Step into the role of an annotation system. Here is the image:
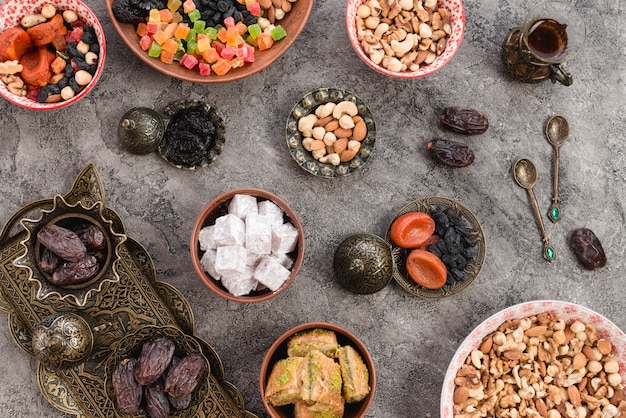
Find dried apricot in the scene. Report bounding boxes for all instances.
[405,249,447,289]
[390,212,436,249]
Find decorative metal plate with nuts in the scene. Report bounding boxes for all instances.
[286,88,376,178]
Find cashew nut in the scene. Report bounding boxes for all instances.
[398,0,413,11]
[347,140,361,152]
[323,132,337,146]
[298,114,318,137]
[319,153,341,166]
[311,148,326,159]
[391,33,415,57]
[332,101,358,119]
[20,13,46,28]
[302,137,314,151]
[315,102,336,118]
[374,23,390,39]
[312,126,326,140]
[370,48,385,64]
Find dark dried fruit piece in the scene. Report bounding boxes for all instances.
[37,224,87,262]
[165,353,206,400]
[113,358,142,415]
[50,254,99,286]
[74,223,106,251]
[134,337,175,385]
[570,228,607,270]
[144,379,170,418]
[427,139,475,167]
[40,248,59,274]
[440,106,489,135]
[169,393,192,410]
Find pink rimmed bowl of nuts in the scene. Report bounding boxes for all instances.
[441,300,626,417]
[346,0,465,78]
[0,0,106,110]
[190,188,305,303]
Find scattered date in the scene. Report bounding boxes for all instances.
[440,106,489,135]
[427,139,475,167]
[570,228,607,270]
[165,353,206,400]
[113,358,142,414]
[134,337,175,386]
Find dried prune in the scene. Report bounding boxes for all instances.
[144,380,170,418]
[50,254,99,286]
[37,224,87,262]
[134,337,175,385]
[440,107,489,135]
[164,353,206,400]
[570,228,607,270]
[113,358,142,415]
[427,139,475,167]
[74,224,106,251]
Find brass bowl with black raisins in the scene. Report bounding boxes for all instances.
[14,194,126,307]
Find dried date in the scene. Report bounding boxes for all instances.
[134,337,175,385]
[440,106,489,135]
[50,254,99,286]
[570,228,607,270]
[113,358,142,415]
[169,393,191,410]
[40,248,60,274]
[427,139,475,167]
[144,380,170,418]
[164,353,206,400]
[37,224,87,262]
[74,224,106,251]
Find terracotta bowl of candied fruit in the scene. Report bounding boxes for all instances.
[190,188,305,303]
[104,0,313,83]
[13,195,126,307]
[260,322,376,418]
[0,0,106,110]
[441,300,626,418]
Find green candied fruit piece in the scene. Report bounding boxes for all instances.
[187,9,201,22]
[204,26,218,40]
[173,48,185,61]
[148,42,163,58]
[186,39,197,53]
[248,23,261,39]
[185,28,197,43]
[193,19,206,33]
[270,25,287,41]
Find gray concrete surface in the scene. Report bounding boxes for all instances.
[0,0,624,416]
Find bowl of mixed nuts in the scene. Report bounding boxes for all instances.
[346,0,465,78]
[0,0,106,110]
[441,300,626,417]
[286,88,376,178]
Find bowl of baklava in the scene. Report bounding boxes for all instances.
[260,322,376,418]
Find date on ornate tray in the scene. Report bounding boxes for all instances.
[0,164,257,418]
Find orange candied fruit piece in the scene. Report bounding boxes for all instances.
[163,22,178,38]
[174,23,190,39]
[136,22,149,37]
[230,56,244,68]
[160,49,175,64]
[257,32,274,51]
[212,58,231,75]
[183,0,196,13]
[161,38,179,54]
[216,27,227,43]
[225,26,243,46]
[159,8,174,22]
[152,30,169,45]
[148,8,161,22]
[202,47,219,63]
[235,21,248,35]
[51,56,67,74]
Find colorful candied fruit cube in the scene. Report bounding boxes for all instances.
[204,27,218,40]
[223,16,235,28]
[162,38,179,53]
[199,62,211,76]
[220,46,236,60]
[248,2,261,16]
[185,28,197,43]
[152,30,169,45]
[202,47,219,63]
[163,22,178,38]
[139,35,153,50]
[246,34,258,47]
[257,32,274,50]
[67,26,84,43]
[235,22,248,35]
[187,9,201,22]
[136,22,149,37]
[180,52,199,69]
[212,58,231,75]
[160,49,174,64]
[148,42,163,58]
[196,36,211,53]
[159,8,174,22]
[174,23,190,39]
[172,11,183,23]
[225,27,244,46]
[216,27,228,43]
[213,41,225,55]
[183,0,196,13]
[236,44,255,62]
[230,57,244,68]
[186,39,197,53]
[271,25,287,41]
[149,9,161,23]
[147,22,161,34]
[247,23,261,39]
[167,0,182,12]
[193,20,206,33]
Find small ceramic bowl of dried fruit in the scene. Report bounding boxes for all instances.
[0,0,106,110]
[286,87,376,178]
[346,0,465,78]
[104,325,210,418]
[190,188,305,303]
[260,322,376,418]
[441,300,626,417]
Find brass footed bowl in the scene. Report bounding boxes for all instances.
[13,194,127,307]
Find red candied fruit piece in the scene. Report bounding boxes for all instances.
[139,35,152,50]
[236,44,255,62]
[198,62,211,76]
[220,46,236,60]
[223,16,235,28]
[248,2,261,16]
[67,27,84,43]
[180,53,199,69]
[213,42,225,55]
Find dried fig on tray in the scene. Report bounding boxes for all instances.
[440,107,489,135]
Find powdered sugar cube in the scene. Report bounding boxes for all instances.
[271,222,299,254]
[245,213,272,255]
[214,214,245,247]
[253,255,291,291]
[258,200,284,227]
[198,225,216,251]
[200,249,220,280]
[215,245,247,276]
[228,194,258,220]
[221,265,258,297]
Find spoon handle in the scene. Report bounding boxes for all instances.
[528,188,556,261]
[548,146,561,222]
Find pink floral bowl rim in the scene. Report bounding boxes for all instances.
[440,300,626,417]
[345,0,465,78]
[0,0,106,110]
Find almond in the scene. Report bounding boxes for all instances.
[314,115,334,127]
[597,339,612,355]
[535,398,548,417]
[340,149,357,162]
[503,349,523,360]
[324,120,339,132]
[352,120,367,141]
[334,127,353,138]
[309,140,325,151]
[572,352,587,369]
[352,115,363,124]
[568,385,582,407]
[564,327,575,344]
[333,138,348,154]
[479,336,493,354]
[524,325,548,337]
[453,386,469,405]
[582,345,595,361]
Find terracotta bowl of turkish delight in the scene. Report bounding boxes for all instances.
[441,300,626,418]
[190,188,305,303]
[260,322,376,418]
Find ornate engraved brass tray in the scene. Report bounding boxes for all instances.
[0,164,257,418]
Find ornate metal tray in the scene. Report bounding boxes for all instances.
[0,164,257,418]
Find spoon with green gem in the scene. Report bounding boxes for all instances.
[545,115,570,223]
[513,158,556,261]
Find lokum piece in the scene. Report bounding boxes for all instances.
[245,213,272,255]
[228,194,258,220]
[221,265,257,296]
[253,255,291,291]
[214,214,245,247]
[200,249,220,280]
[258,200,284,227]
[198,225,216,251]
[214,245,247,276]
[271,222,299,254]
[246,249,264,267]
[272,253,294,270]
